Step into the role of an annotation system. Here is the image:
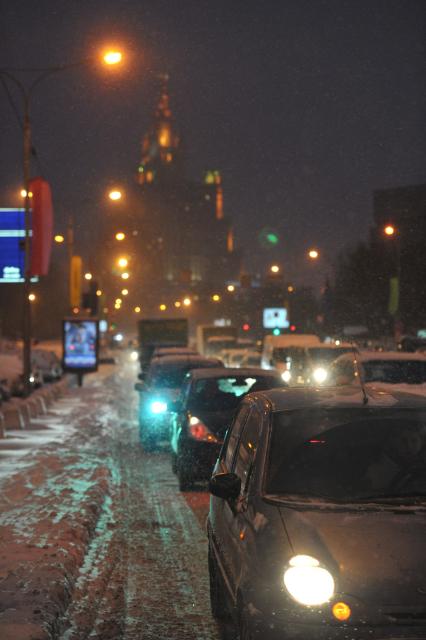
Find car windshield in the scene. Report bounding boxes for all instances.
[266,408,426,502]
[151,363,214,388]
[188,375,281,412]
[308,347,354,363]
[363,360,426,384]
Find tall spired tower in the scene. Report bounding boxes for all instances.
[137,75,183,186]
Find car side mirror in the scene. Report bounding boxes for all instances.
[134,382,145,392]
[209,473,241,500]
[169,400,183,413]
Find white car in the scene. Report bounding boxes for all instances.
[328,351,426,395]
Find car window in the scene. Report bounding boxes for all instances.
[223,404,250,469]
[363,360,426,384]
[233,407,262,493]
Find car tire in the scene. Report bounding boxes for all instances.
[177,458,193,491]
[208,544,229,620]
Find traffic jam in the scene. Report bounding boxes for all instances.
[130,317,426,639]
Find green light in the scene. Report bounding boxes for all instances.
[266,233,279,245]
[273,328,281,336]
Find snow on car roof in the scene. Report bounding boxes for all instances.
[150,355,222,368]
[189,367,281,379]
[254,385,426,412]
[336,350,426,362]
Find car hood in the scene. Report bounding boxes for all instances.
[279,504,426,605]
[190,408,236,438]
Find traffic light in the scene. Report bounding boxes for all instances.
[272,328,281,336]
[242,323,250,332]
[290,324,296,332]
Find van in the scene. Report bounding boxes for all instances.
[261,334,321,371]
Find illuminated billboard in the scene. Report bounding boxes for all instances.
[0,208,28,283]
[62,318,99,373]
[263,307,290,329]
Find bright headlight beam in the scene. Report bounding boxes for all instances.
[150,400,167,414]
[284,555,334,606]
[281,370,291,383]
[313,367,328,384]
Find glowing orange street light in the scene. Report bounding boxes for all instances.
[20,189,33,198]
[117,257,128,268]
[212,294,221,302]
[134,306,141,313]
[84,272,93,281]
[28,293,36,302]
[108,189,123,201]
[288,285,295,293]
[96,289,102,296]
[54,234,65,243]
[121,288,129,296]
[308,249,319,260]
[115,232,125,241]
[384,224,396,236]
[174,301,182,308]
[182,297,191,307]
[121,272,129,280]
[270,264,280,274]
[115,298,122,305]
[227,284,235,292]
[159,304,167,311]
[103,50,123,66]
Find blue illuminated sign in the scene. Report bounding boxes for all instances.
[0,208,35,283]
[62,319,99,372]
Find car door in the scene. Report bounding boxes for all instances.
[170,374,191,453]
[209,402,251,599]
[223,405,263,601]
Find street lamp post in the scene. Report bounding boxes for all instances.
[1,50,123,396]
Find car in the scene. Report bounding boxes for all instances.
[134,354,223,451]
[328,351,426,395]
[239,350,262,368]
[169,367,285,490]
[152,347,199,358]
[207,386,426,639]
[32,348,62,382]
[283,343,357,386]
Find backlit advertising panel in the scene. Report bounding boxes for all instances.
[62,318,99,373]
[0,208,35,283]
[263,307,290,329]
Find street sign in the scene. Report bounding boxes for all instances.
[263,307,289,329]
[62,318,99,373]
[0,208,36,283]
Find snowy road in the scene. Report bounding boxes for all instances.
[0,357,233,640]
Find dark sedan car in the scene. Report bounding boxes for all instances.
[134,355,222,451]
[207,386,426,639]
[169,367,285,490]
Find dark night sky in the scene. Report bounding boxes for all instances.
[0,0,425,289]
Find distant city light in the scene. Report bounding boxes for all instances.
[134,306,141,313]
[103,51,122,65]
[121,272,129,280]
[84,272,93,280]
[115,298,122,304]
[227,284,235,292]
[159,304,167,311]
[54,234,65,243]
[115,232,125,241]
[117,257,128,268]
[212,294,221,302]
[20,189,33,198]
[308,249,319,259]
[96,289,102,296]
[28,293,36,302]
[270,265,280,273]
[121,289,129,296]
[109,190,122,201]
[174,301,182,308]
[384,225,396,236]
[288,285,295,293]
[183,297,191,307]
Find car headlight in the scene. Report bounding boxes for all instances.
[130,351,138,362]
[284,555,335,606]
[281,370,291,383]
[150,400,168,414]
[312,367,328,384]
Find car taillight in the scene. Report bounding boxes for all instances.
[189,416,219,443]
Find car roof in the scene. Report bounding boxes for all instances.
[252,385,426,412]
[188,367,281,380]
[335,350,426,363]
[150,355,222,368]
